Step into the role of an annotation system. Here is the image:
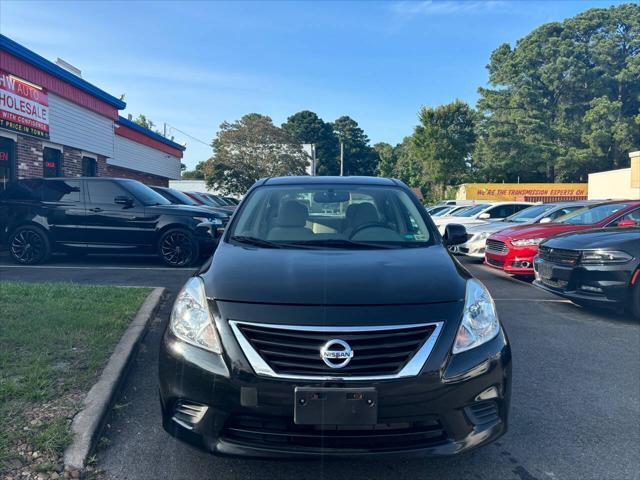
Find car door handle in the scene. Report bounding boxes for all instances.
[89,207,103,213]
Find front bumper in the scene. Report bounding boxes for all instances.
[533,258,635,308]
[159,327,511,458]
[485,245,539,276]
[450,239,486,259]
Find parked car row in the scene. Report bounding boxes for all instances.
[0,177,237,267]
[431,198,640,319]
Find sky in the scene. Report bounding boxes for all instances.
[0,0,627,169]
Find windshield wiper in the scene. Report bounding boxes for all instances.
[230,236,283,249]
[289,239,397,249]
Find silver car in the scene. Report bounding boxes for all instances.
[450,201,595,259]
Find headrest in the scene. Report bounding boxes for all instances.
[276,201,308,227]
[353,202,378,226]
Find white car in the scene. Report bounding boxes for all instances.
[433,201,534,234]
[450,201,595,258]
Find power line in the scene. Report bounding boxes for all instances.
[165,124,211,148]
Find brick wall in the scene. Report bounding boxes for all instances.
[16,134,43,178]
[14,133,116,179]
[106,164,169,187]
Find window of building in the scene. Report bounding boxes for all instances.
[43,147,62,177]
[82,156,97,176]
[0,136,16,191]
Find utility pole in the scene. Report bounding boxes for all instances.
[311,143,316,176]
[340,140,344,176]
[163,122,167,137]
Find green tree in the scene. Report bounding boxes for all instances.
[132,114,162,134]
[330,116,379,176]
[475,4,640,182]
[181,161,206,179]
[374,142,396,177]
[412,100,476,198]
[282,111,340,175]
[203,114,309,195]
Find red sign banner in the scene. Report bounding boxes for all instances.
[0,70,50,139]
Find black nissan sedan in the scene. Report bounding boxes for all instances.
[159,176,511,458]
[534,227,640,319]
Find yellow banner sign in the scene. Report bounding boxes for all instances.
[459,183,588,201]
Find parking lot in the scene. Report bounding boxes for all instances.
[3,252,637,480]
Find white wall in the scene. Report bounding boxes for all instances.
[588,168,640,200]
[48,94,114,157]
[111,135,181,179]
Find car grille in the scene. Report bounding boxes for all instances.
[222,415,448,452]
[537,246,580,265]
[486,239,509,254]
[231,322,440,379]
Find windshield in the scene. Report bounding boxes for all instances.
[555,203,630,225]
[122,180,170,206]
[452,204,488,217]
[228,184,434,248]
[506,204,555,223]
[168,189,199,206]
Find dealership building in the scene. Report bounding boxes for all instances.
[0,34,184,190]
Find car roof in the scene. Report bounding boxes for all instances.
[261,176,398,186]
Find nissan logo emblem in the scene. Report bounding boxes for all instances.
[320,339,354,369]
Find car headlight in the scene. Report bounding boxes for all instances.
[170,276,222,353]
[580,250,633,264]
[474,231,489,241]
[194,216,223,225]
[453,279,500,354]
[511,237,545,246]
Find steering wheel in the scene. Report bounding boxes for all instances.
[348,222,397,240]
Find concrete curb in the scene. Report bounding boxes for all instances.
[64,286,166,469]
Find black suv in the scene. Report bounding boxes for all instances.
[0,177,225,266]
[159,176,511,457]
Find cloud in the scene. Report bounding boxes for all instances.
[391,0,507,16]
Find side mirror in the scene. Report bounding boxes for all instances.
[617,219,637,228]
[443,224,467,246]
[539,217,552,224]
[114,195,134,206]
[478,212,490,220]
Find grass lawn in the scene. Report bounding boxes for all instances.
[0,282,151,475]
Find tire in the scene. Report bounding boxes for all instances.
[8,225,51,265]
[158,228,200,267]
[630,280,640,321]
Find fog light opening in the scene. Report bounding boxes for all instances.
[579,284,603,293]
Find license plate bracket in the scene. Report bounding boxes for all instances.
[294,387,378,425]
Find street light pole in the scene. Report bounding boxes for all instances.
[340,140,344,176]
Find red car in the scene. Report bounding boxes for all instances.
[484,200,640,276]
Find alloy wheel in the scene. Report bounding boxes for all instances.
[161,231,194,266]
[10,229,46,264]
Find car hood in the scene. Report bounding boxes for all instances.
[466,220,525,235]
[542,227,640,252]
[490,222,591,240]
[147,204,226,217]
[433,216,479,226]
[203,243,469,305]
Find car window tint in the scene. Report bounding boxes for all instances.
[86,181,127,204]
[549,206,580,220]
[0,180,42,201]
[42,180,81,202]
[558,203,630,225]
[488,205,511,218]
[610,208,640,226]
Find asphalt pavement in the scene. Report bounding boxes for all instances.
[1,252,638,479]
